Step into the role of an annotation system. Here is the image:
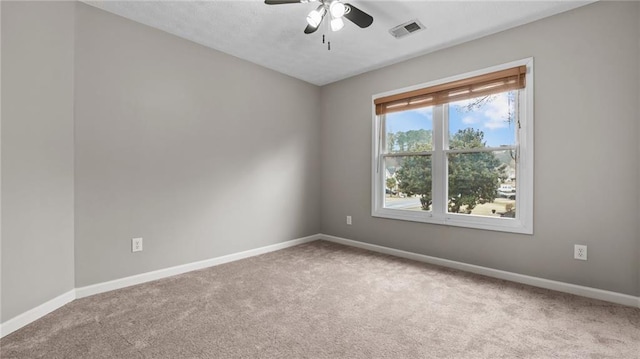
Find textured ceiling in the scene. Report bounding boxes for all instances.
[83,0,594,86]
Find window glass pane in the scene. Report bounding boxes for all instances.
[384,155,432,212]
[447,150,516,218]
[449,91,516,149]
[385,107,433,153]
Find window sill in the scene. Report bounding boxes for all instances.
[372,208,533,234]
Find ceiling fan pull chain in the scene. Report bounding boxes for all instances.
[328,41,331,51]
[322,34,325,44]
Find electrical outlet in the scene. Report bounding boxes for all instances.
[574,244,587,260]
[132,237,143,252]
[346,216,352,225]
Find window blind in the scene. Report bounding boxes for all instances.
[374,66,526,115]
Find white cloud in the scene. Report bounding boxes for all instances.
[484,118,509,129]
[482,93,512,130]
[413,107,433,120]
[462,116,479,125]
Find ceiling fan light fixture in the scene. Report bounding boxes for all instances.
[330,17,344,32]
[306,5,326,28]
[329,1,346,18]
[265,0,372,35]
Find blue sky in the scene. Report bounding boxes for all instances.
[386,92,516,148]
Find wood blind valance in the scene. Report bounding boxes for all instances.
[374,66,526,116]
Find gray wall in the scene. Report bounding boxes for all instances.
[637,3,640,298]
[74,3,321,287]
[320,1,640,296]
[1,1,75,322]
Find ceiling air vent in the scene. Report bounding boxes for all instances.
[389,20,425,39]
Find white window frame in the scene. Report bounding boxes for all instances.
[371,58,534,234]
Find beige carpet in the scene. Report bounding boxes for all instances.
[1,240,639,358]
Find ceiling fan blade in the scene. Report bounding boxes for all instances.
[344,3,373,28]
[264,0,303,4]
[304,24,319,34]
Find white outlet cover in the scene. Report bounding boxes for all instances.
[574,244,587,260]
[132,237,143,252]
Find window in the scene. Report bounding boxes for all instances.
[372,59,533,234]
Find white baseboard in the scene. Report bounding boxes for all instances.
[1,234,320,338]
[0,289,76,338]
[2,233,637,339]
[320,234,640,308]
[75,234,320,299]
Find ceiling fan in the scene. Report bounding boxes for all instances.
[265,0,373,34]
